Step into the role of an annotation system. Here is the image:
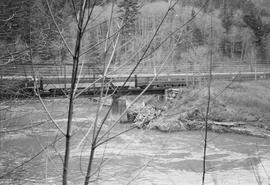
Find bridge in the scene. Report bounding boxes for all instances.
[1,64,270,120]
[1,71,270,97]
[1,63,270,97]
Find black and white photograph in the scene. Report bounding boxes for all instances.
[1,0,270,184]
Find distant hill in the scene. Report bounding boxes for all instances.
[0,0,269,73]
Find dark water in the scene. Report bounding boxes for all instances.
[1,99,270,185]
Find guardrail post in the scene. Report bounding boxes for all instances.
[135,75,137,88]
[192,73,195,88]
[0,66,2,80]
[199,74,202,89]
[64,64,67,90]
[255,61,257,81]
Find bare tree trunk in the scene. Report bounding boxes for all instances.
[202,1,213,184]
[84,141,96,184]
[62,1,87,184]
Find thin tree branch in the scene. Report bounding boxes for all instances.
[0,120,45,133]
[34,87,66,136]
[117,1,178,91]
[81,0,97,35]
[126,158,153,185]
[84,4,120,184]
[96,37,181,145]
[63,0,89,184]
[70,0,79,25]
[95,126,136,148]
[202,1,213,183]
[45,0,74,57]
[0,134,64,180]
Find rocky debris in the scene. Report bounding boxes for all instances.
[166,88,182,100]
[178,108,203,121]
[148,117,186,132]
[128,105,270,137]
[149,116,270,138]
[128,104,162,128]
[126,94,270,138]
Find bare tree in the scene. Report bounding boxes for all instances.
[202,0,213,184]
[2,1,237,184]
[43,0,179,184]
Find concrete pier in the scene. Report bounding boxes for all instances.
[111,97,128,123]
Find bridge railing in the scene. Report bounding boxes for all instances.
[1,63,270,79]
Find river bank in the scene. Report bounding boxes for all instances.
[128,80,270,138]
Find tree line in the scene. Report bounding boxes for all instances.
[0,0,269,73]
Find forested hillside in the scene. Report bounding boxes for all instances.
[1,0,270,74]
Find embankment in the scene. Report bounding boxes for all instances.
[128,80,270,137]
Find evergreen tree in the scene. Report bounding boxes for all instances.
[220,0,234,56]
[221,1,233,34]
[30,0,71,62]
[243,0,270,63]
[118,0,139,37]
[191,9,204,46]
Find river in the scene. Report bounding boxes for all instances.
[1,99,270,185]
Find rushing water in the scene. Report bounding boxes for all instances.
[1,99,270,185]
[76,129,270,185]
